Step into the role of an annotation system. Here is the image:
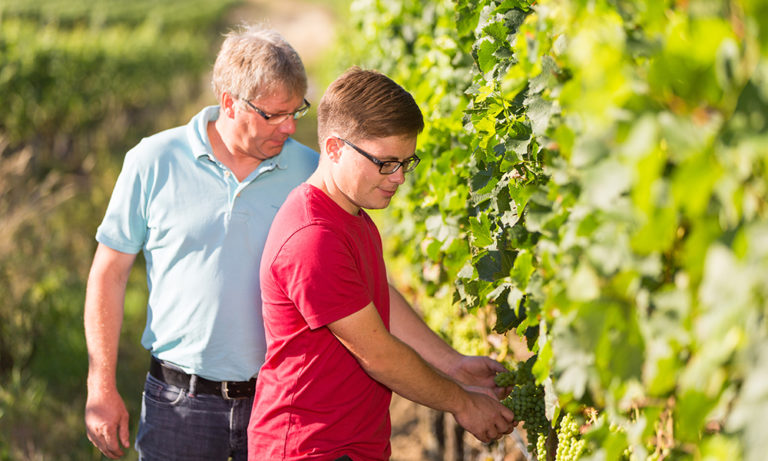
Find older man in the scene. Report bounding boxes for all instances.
[84,26,318,460]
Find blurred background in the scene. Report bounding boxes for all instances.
[0,1,353,459]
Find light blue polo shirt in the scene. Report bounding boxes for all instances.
[96,105,318,381]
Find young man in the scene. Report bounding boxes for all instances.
[84,26,318,460]
[248,67,516,460]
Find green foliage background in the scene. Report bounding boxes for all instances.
[342,0,768,459]
[0,1,239,459]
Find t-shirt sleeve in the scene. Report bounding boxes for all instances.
[268,224,371,330]
[95,147,148,254]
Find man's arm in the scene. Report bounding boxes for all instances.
[388,284,507,396]
[84,243,137,459]
[328,303,515,443]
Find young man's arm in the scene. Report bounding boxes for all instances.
[84,243,137,459]
[328,303,516,443]
[388,284,507,397]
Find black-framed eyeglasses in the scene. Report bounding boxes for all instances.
[337,137,420,175]
[242,98,311,125]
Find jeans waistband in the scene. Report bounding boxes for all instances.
[149,356,256,400]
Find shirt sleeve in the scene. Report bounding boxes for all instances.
[95,146,149,254]
[269,223,371,330]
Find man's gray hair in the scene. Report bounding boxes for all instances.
[211,24,307,102]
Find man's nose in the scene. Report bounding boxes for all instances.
[276,117,297,135]
[389,166,406,185]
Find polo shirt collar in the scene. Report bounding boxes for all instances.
[188,105,219,161]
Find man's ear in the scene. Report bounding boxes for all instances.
[220,92,236,118]
[323,136,344,162]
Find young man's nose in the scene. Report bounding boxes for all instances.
[388,166,406,184]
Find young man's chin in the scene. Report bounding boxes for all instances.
[375,197,394,210]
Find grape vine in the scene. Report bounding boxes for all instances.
[343,0,768,459]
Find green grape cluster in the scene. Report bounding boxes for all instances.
[494,371,516,387]
[554,413,585,461]
[503,383,549,436]
[497,357,550,454]
[494,355,536,387]
[536,432,548,460]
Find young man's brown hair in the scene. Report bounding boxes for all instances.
[317,67,424,144]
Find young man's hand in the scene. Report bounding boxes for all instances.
[450,355,510,399]
[453,390,516,443]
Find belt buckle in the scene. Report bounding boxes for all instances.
[221,381,232,400]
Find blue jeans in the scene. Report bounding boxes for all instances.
[135,373,253,461]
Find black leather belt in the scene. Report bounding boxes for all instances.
[149,356,256,400]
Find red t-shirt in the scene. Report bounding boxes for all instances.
[248,183,392,461]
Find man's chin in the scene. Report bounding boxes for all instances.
[262,141,286,157]
[260,147,282,159]
[367,198,392,210]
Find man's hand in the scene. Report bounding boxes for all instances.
[387,285,511,399]
[450,355,509,399]
[85,387,130,459]
[453,390,516,444]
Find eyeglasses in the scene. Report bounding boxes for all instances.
[337,138,420,175]
[242,98,311,125]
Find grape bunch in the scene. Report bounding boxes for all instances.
[554,413,585,461]
[502,382,549,439]
[496,357,550,453]
[494,354,536,388]
[494,370,516,387]
[536,432,548,461]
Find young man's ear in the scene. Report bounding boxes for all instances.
[323,136,344,162]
